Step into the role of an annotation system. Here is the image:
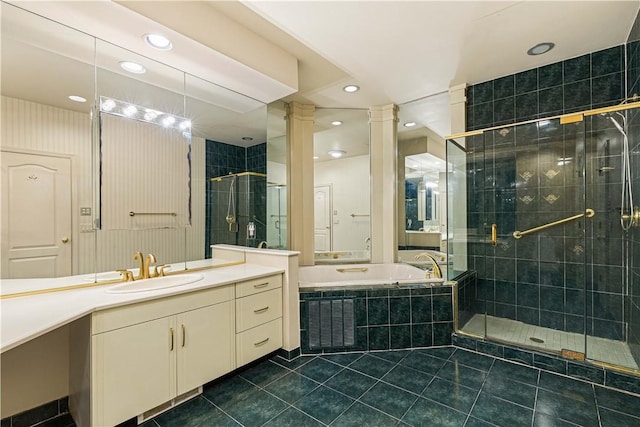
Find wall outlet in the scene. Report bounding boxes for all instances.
[80,207,92,216]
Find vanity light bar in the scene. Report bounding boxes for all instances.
[99,96,191,135]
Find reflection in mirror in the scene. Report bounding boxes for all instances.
[397,101,447,269]
[196,72,269,258]
[1,3,95,278]
[0,3,275,282]
[266,101,288,249]
[313,108,370,264]
[94,38,193,272]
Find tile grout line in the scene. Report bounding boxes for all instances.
[462,357,497,426]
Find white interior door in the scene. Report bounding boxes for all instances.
[1,151,72,278]
[314,185,332,251]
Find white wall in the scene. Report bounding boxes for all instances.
[314,154,370,251]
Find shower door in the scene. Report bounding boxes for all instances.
[483,119,588,357]
[453,106,640,371]
[453,118,591,359]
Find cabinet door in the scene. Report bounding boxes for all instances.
[176,301,235,395]
[92,316,176,427]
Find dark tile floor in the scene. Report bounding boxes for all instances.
[48,346,640,427]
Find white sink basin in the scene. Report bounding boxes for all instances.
[106,273,204,294]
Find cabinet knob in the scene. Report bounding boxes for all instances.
[61,237,69,243]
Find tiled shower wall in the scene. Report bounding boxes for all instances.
[464,43,634,342]
[204,140,266,257]
[626,11,640,366]
[466,45,625,131]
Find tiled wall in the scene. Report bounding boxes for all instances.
[466,46,625,131]
[204,140,266,257]
[626,10,640,367]
[0,397,70,427]
[299,285,453,354]
[455,271,477,330]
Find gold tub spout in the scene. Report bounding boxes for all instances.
[414,253,443,279]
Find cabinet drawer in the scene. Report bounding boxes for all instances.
[236,318,282,366]
[93,285,234,334]
[235,274,282,298]
[235,288,282,332]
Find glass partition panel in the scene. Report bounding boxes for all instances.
[266,100,288,249]
[186,73,267,259]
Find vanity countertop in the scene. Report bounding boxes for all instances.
[0,263,284,353]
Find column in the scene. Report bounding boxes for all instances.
[369,104,399,264]
[285,102,315,265]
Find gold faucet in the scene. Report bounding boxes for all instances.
[414,252,443,279]
[133,252,156,279]
[133,252,144,280]
[143,253,156,279]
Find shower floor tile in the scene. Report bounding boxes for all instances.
[461,314,638,370]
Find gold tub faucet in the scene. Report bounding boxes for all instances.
[414,252,443,279]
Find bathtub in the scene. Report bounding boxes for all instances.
[299,263,444,289]
[314,250,370,264]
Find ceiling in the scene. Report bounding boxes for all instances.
[3,1,639,154]
[235,0,639,138]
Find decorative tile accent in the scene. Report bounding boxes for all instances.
[519,195,535,204]
[544,169,560,179]
[519,171,534,182]
[543,194,560,204]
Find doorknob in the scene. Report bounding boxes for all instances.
[61,237,69,243]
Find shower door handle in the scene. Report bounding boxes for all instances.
[491,224,497,246]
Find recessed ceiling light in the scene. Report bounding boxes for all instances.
[144,33,173,51]
[120,61,146,74]
[343,85,360,93]
[404,122,417,127]
[242,136,254,141]
[68,95,86,103]
[328,150,346,158]
[527,42,555,56]
[331,120,343,126]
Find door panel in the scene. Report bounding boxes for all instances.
[1,152,71,278]
[314,185,331,251]
[176,302,235,395]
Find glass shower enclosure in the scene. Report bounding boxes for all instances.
[448,104,640,373]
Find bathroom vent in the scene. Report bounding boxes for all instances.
[308,298,355,349]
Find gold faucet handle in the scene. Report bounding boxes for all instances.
[117,269,134,282]
[154,264,171,277]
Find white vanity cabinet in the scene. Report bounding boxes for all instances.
[69,273,285,427]
[235,274,283,366]
[88,285,235,427]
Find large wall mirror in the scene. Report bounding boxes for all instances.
[313,108,371,264]
[1,2,286,281]
[397,100,447,265]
